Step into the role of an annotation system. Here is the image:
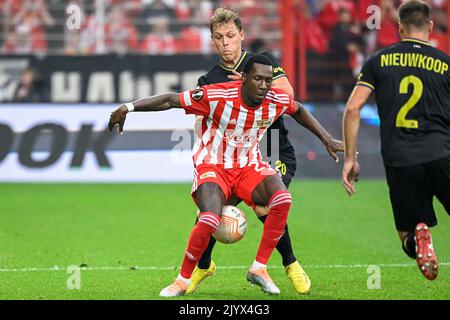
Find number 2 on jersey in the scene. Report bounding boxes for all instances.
[396,75,423,129]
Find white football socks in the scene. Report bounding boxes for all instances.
[176,274,191,285]
[251,260,267,270]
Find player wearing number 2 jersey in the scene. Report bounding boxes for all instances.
[342,0,450,281]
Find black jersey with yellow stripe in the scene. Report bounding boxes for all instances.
[197,51,294,152]
[357,38,450,167]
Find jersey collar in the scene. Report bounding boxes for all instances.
[402,37,432,46]
[220,51,248,71]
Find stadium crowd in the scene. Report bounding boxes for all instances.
[1,0,448,101]
[1,0,447,55]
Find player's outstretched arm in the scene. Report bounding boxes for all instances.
[342,85,372,196]
[108,93,181,134]
[290,101,344,162]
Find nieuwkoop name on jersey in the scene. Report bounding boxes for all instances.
[380,52,449,75]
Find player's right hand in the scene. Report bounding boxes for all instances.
[342,160,360,196]
[227,70,243,81]
[108,105,128,134]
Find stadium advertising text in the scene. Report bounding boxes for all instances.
[0,122,111,168]
[0,55,217,103]
[0,105,194,182]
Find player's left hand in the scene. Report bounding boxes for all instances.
[324,137,344,163]
[342,160,360,196]
[108,105,128,134]
[227,70,243,81]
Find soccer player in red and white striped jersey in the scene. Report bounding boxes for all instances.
[109,54,343,296]
[183,80,295,170]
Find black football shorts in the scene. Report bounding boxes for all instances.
[385,155,450,231]
[275,145,297,189]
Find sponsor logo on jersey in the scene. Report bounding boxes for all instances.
[273,67,285,74]
[224,130,259,144]
[200,171,217,179]
[256,119,271,127]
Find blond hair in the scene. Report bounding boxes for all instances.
[210,7,242,33]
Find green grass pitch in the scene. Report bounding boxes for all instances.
[0,181,448,300]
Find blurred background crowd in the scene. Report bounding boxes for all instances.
[1,0,447,55]
[0,0,448,101]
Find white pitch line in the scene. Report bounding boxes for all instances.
[0,262,449,273]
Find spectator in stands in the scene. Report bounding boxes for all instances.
[108,0,142,18]
[12,67,48,102]
[174,0,212,54]
[137,0,175,36]
[3,0,55,54]
[1,0,22,32]
[430,8,448,53]
[329,8,363,101]
[316,0,354,43]
[63,0,87,55]
[245,15,265,48]
[377,0,400,49]
[141,16,176,55]
[105,5,139,54]
[177,23,212,54]
[175,0,213,21]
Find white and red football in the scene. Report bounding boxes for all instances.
[213,206,248,244]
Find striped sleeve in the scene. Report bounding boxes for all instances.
[178,88,210,116]
[266,90,296,115]
[285,95,298,115]
[356,55,376,91]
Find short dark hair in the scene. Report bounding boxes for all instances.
[399,0,430,31]
[210,8,242,33]
[242,54,273,74]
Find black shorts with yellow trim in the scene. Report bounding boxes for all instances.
[384,155,450,232]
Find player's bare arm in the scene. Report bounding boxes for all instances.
[342,85,372,196]
[108,93,182,133]
[290,101,344,162]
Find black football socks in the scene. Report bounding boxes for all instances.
[402,232,417,259]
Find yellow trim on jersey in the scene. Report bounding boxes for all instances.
[356,81,375,90]
[272,73,287,81]
[219,51,248,71]
[402,38,432,47]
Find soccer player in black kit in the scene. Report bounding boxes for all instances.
[188,8,343,294]
[342,0,449,281]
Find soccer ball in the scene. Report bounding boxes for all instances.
[213,206,248,244]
